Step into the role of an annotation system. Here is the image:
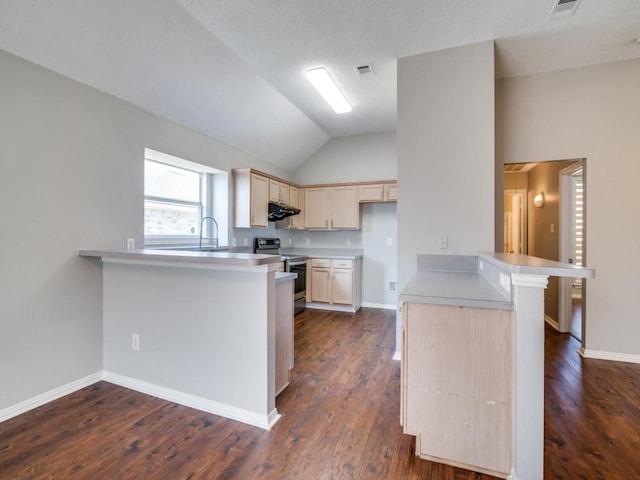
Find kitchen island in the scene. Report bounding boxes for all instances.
[400,253,594,480]
[79,248,289,430]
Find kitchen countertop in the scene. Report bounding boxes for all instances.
[79,248,282,268]
[478,252,595,278]
[275,272,297,284]
[400,270,512,310]
[280,248,363,259]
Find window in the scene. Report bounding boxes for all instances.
[144,148,228,246]
[144,160,202,236]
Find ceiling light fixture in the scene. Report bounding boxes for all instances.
[305,67,351,114]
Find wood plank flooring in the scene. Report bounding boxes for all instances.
[1,308,639,479]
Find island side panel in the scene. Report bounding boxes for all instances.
[102,261,275,420]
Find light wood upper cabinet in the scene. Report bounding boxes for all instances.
[330,186,359,229]
[269,179,281,203]
[279,183,290,205]
[233,170,268,228]
[287,186,300,229]
[304,187,330,229]
[305,186,359,230]
[234,167,395,231]
[384,183,398,201]
[358,182,397,203]
[270,179,292,205]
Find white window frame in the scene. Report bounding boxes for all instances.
[144,148,228,248]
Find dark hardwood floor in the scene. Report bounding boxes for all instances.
[1,308,639,479]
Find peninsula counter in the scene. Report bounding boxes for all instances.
[79,248,284,430]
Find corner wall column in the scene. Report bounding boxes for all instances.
[509,273,549,480]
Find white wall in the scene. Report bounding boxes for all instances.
[291,132,398,307]
[0,50,290,411]
[397,41,495,354]
[293,131,396,185]
[397,41,495,287]
[497,58,640,357]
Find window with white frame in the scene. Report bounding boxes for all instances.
[144,148,228,246]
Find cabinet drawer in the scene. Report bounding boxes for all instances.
[332,259,353,269]
[311,258,331,268]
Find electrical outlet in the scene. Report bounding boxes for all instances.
[389,281,397,292]
[305,238,310,245]
[439,236,448,249]
[232,238,237,247]
[127,238,135,250]
[243,238,248,246]
[387,237,393,246]
[132,334,140,351]
[346,238,351,246]
[289,237,292,245]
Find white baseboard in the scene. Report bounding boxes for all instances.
[392,351,401,361]
[0,372,103,423]
[544,314,559,330]
[305,302,359,313]
[103,371,280,430]
[580,349,640,364]
[361,302,397,310]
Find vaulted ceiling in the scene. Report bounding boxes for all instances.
[1,0,639,171]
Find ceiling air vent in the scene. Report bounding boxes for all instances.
[356,64,374,77]
[549,0,582,20]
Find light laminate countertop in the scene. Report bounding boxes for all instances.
[79,248,282,268]
[400,270,512,310]
[280,248,363,259]
[478,252,595,278]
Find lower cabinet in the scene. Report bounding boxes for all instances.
[308,257,361,312]
[275,278,294,396]
[401,302,514,478]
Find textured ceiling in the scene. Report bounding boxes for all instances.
[1,0,639,171]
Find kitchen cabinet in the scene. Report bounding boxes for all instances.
[275,185,305,231]
[270,179,290,205]
[401,302,513,477]
[308,257,361,311]
[275,275,295,396]
[304,186,359,230]
[233,169,269,228]
[384,183,398,201]
[358,182,397,203]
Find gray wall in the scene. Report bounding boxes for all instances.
[397,41,495,287]
[397,41,495,354]
[0,50,290,411]
[291,132,398,307]
[497,57,640,356]
[293,131,397,185]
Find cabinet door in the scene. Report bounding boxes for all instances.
[304,187,329,229]
[250,174,269,227]
[330,186,359,229]
[359,184,384,202]
[331,268,353,305]
[269,179,281,203]
[384,183,398,201]
[279,183,290,205]
[288,186,299,229]
[310,268,331,303]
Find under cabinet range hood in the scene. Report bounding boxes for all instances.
[268,202,300,221]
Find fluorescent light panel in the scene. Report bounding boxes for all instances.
[306,67,351,114]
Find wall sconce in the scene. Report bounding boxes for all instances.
[534,192,545,208]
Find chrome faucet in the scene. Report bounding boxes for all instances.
[199,216,219,250]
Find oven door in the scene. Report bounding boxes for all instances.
[287,261,307,313]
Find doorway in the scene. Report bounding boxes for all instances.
[559,162,585,341]
[503,159,586,342]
